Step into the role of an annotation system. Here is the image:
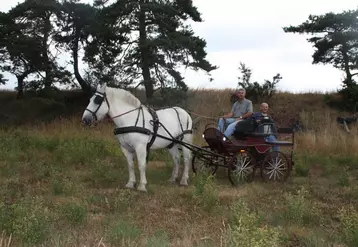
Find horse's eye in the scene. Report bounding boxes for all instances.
[94,95,103,104]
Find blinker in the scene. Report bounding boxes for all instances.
[94,95,104,104]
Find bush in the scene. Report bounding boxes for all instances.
[234,62,281,104]
[325,81,358,113]
[149,87,188,108]
[227,199,283,247]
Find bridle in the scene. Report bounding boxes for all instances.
[85,90,142,122]
[85,91,110,121]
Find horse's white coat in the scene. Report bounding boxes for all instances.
[82,84,193,192]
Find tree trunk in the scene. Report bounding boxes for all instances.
[43,14,52,89]
[16,74,25,99]
[342,43,353,87]
[138,0,154,101]
[73,30,91,95]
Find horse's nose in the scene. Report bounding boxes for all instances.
[82,116,92,126]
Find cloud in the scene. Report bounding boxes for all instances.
[0,0,357,92]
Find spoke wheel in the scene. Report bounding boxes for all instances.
[261,151,291,182]
[228,151,256,185]
[192,146,218,175]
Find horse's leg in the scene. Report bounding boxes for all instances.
[168,144,181,183]
[180,134,193,186]
[121,147,136,189]
[135,144,148,192]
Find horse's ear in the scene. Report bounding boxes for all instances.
[90,86,96,95]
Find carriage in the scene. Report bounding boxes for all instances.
[191,119,295,185]
[82,84,296,191]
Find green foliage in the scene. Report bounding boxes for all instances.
[337,167,350,187]
[149,87,189,108]
[235,62,281,104]
[324,81,358,112]
[283,8,358,110]
[90,0,217,99]
[283,10,358,73]
[191,173,219,211]
[227,199,283,247]
[338,205,358,247]
[281,187,321,226]
[294,155,310,177]
[106,220,142,244]
[145,230,170,247]
[60,201,88,226]
[0,198,52,244]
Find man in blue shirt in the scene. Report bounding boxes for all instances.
[217,88,253,133]
[234,102,280,151]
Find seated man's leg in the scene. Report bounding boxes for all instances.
[218,118,236,132]
[217,118,225,132]
[266,134,280,152]
[224,120,240,137]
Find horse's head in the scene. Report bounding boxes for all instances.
[82,83,109,126]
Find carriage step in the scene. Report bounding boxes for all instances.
[265,140,293,146]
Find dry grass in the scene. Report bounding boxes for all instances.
[0,231,12,247]
[0,89,358,246]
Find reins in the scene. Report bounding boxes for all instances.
[111,107,142,119]
[111,106,221,122]
[185,110,221,120]
[88,90,221,125]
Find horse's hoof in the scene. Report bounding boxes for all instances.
[125,182,135,189]
[180,180,188,186]
[168,177,178,184]
[137,184,147,192]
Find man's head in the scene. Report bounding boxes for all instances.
[260,102,269,114]
[236,88,246,100]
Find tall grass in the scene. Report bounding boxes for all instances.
[0,89,358,246]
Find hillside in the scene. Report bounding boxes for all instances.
[0,88,358,246]
[0,89,345,132]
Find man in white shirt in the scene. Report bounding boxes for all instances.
[217,88,253,134]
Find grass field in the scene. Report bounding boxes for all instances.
[0,89,358,246]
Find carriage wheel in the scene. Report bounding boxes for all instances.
[261,151,291,182]
[228,151,256,185]
[192,145,218,175]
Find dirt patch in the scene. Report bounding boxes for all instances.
[147,161,167,168]
[309,164,325,177]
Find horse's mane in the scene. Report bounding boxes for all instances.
[106,86,141,107]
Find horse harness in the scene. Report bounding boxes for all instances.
[84,91,110,121]
[87,91,192,161]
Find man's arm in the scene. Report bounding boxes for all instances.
[220,102,236,118]
[241,111,253,119]
[221,112,233,118]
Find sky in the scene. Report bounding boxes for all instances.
[1,0,358,93]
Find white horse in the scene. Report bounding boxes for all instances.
[81,83,194,192]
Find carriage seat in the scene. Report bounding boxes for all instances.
[233,116,277,140]
[243,132,272,137]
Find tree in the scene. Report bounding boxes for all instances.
[92,0,217,101]
[83,0,131,90]
[234,62,281,104]
[8,0,73,91]
[54,0,98,94]
[283,9,358,111]
[0,10,43,97]
[283,9,358,86]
